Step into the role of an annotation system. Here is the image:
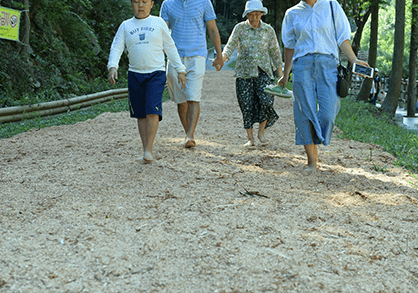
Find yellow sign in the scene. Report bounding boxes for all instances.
[0,6,21,41]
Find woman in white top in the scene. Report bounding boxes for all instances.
[279,0,368,172]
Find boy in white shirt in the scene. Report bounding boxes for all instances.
[108,0,186,164]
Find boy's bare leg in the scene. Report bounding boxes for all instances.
[244,128,255,147]
[178,101,199,148]
[137,114,159,163]
[257,120,268,144]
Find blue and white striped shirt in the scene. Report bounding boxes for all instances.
[282,0,351,62]
[160,0,217,58]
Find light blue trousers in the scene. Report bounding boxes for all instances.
[292,53,340,146]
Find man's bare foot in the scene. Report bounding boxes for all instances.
[180,138,196,148]
[143,151,153,164]
[185,139,196,148]
[138,156,152,164]
[243,140,255,147]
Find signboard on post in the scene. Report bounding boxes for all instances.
[0,6,21,41]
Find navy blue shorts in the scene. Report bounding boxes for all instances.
[128,71,167,121]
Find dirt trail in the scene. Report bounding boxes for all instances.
[1,70,418,292]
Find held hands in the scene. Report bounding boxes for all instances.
[212,56,224,71]
[178,72,186,89]
[108,67,118,85]
[221,52,229,63]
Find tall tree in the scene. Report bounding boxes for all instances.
[406,0,418,117]
[211,0,243,43]
[357,1,379,102]
[345,0,372,57]
[339,0,374,93]
[263,0,299,36]
[382,0,405,117]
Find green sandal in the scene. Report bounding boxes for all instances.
[264,84,293,98]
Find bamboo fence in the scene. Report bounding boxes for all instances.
[0,88,129,124]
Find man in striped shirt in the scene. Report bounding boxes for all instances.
[161,0,224,148]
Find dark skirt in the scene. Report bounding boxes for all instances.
[235,69,279,129]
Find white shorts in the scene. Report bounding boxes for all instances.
[167,56,206,104]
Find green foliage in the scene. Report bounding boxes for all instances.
[360,0,411,76]
[216,14,240,44]
[86,0,133,72]
[0,0,132,108]
[211,0,245,43]
[336,97,418,173]
[151,1,162,16]
[0,68,128,108]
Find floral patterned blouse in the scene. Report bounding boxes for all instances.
[223,20,283,79]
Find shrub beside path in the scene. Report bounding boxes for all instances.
[1,71,418,292]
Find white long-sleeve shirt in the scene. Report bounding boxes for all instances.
[108,15,185,74]
[282,0,351,62]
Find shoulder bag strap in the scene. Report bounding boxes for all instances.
[330,1,341,63]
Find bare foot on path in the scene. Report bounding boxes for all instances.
[2,71,418,292]
[142,151,154,164]
[303,163,317,174]
[244,140,255,147]
[257,133,268,145]
[185,139,196,148]
[180,138,196,148]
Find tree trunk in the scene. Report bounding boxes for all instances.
[275,0,280,35]
[406,0,418,117]
[22,0,31,55]
[356,4,378,102]
[264,0,299,38]
[351,8,371,57]
[382,0,406,117]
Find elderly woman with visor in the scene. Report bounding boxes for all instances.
[279,0,368,172]
[222,0,283,147]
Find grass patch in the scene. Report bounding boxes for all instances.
[336,97,418,173]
